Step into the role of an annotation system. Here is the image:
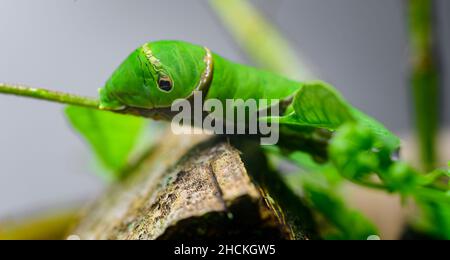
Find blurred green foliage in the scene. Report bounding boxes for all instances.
[408,0,439,171]
[65,106,146,180]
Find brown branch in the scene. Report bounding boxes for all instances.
[70,132,317,240]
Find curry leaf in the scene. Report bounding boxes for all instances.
[65,106,146,180]
[277,82,400,152]
[279,82,355,130]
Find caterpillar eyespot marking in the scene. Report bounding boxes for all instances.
[158,77,173,92]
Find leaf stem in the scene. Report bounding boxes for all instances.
[408,0,440,171]
[209,0,315,81]
[0,83,100,109]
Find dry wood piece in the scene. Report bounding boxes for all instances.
[71,132,316,240]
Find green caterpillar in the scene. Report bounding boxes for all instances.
[99,40,299,111]
[99,40,399,157]
[0,40,399,161]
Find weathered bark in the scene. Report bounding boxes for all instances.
[71,131,317,240]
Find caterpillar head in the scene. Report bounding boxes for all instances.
[99,40,213,110]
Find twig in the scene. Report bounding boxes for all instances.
[0,83,100,109]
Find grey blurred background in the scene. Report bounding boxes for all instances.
[0,0,448,218]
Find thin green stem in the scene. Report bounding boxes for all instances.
[0,83,100,109]
[408,0,440,171]
[413,186,450,204]
[209,0,314,81]
[354,179,450,204]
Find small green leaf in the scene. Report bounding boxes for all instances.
[290,151,330,173]
[65,106,146,180]
[280,82,355,130]
[350,108,400,151]
[329,123,380,181]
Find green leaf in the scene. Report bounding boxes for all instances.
[303,182,378,240]
[413,163,450,239]
[329,123,381,181]
[284,151,377,240]
[279,82,355,130]
[277,82,400,151]
[415,199,450,240]
[289,151,331,173]
[65,106,146,180]
[350,108,400,152]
